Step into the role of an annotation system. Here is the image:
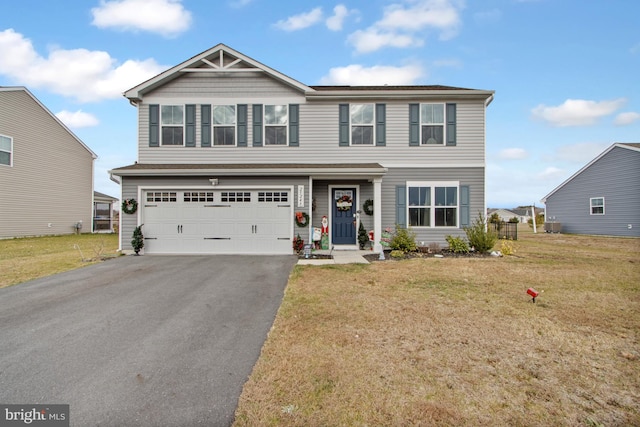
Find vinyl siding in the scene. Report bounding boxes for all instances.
[0,90,94,238]
[545,146,640,237]
[134,73,486,166]
[381,167,485,245]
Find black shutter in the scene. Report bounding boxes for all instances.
[409,104,419,146]
[253,104,263,147]
[339,104,349,146]
[376,103,386,146]
[201,104,211,147]
[289,104,299,147]
[185,104,195,147]
[446,103,457,146]
[149,104,159,147]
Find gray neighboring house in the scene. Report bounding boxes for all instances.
[110,44,494,255]
[0,87,97,238]
[541,143,640,237]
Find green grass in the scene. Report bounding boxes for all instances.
[0,233,120,288]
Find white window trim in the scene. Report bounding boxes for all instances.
[590,197,605,215]
[212,104,237,147]
[406,181,460,228]
[0,134,13,167]
[350,103,375,146]
[264,104,288,146]
[160,104,185,146]
[420,103,446,146]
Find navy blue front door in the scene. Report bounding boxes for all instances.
[332,188,356,245]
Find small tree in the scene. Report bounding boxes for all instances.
[508,217,520,223]
[357,222,369,249]
[464,213,497,254]
[489,212,501,224]
[527,213,545,228]
[131,225,144,255]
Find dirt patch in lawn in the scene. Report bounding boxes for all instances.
[234,232,640,426]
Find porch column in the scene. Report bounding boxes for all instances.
[373,177,383,253]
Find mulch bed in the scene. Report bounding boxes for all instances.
[363,249,492,262]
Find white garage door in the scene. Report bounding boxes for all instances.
[142,189,292,254]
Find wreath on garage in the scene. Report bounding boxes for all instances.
[295,211,309,227]
[122,198,138,215]
[363,199,374,216]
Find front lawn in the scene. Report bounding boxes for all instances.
[0,233,120,288]
[234,231,640,426]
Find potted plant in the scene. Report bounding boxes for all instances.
[131,225,144,255]
[358,222,369,250]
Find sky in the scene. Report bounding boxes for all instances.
[1,0,638,208]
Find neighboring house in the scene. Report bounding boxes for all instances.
[487,208,519,222]
[541,143,640,237]
[93,191,118,233]
[110,44,494,254]
[0,87,97,239]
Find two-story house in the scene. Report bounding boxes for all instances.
[110,44,494,255]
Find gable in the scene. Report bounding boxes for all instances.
[125,44,311,101]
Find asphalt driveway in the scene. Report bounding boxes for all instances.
[0,255,297,427]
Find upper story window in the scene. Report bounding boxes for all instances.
[161,105,184,145]
[213,105,236,146]
[351,104,374,145]
[408,182,459,227]
[264,105,288,145]
[590,197,605,215]
[421,103,445,145]
[0,134,12,166]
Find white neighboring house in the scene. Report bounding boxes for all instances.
[0,87,97,238]
[110,44,495,255]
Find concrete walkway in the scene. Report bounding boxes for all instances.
[297,249,378,265]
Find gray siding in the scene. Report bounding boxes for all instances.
[382,167,485,245]
[0,89,94,238]
[545,146,640,237]
[135,73,486,167]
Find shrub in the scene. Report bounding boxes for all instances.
[390,227,417,252]
[500,239,516,256]
[292,234,304,252]
[489,212,501,224]
[508,217,520,223]
[464,213,498,254]
[131,225,144,255]
[445,235,469,253]
[358,222,369,249]
[390,250,405,259]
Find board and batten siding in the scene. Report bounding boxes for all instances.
[545,146,640,237]
[0,89,94,238]
[119,175,309,251]
[381,167,485,245]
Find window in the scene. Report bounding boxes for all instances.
[351,104,374,145]
[221,192,251,202]
[421,104,444,145]
[213,105,236,146]
[264,105,287,145]
[0,134,12,166]
[258,191,288,202]
[407,182,458,227]
[161,105,184,145]
[590,197,605,215]
[184,192,214,202]
[147,192,177,202]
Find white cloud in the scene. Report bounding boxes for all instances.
[498,148,528,160]
[56,110,100,128]
[614,111,640,126]
[0,29,167,102]
[378,0,463,38]
[319,64,424,85]
[531,98,626,127]
[347,0,464,53]
[273,7,323,31]
[326,5,351,31]
[348,28,423,54]
[91,0,192,38]
[536,166,565,181]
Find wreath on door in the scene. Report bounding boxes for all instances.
[122,198,138,215]
[336,194,353,211]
